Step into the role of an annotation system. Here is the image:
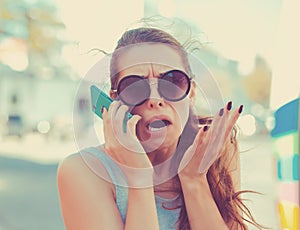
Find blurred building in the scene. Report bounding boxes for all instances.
[0,75,78,138]
[0,0,80,139]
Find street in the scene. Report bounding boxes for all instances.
[0,157,64,230]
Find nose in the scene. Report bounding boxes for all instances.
[146,79,165,108]
[147,98,165,108]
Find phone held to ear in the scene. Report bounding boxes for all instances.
[90,85,132,132]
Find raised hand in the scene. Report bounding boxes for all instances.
[102,101,154,187]
[178,102,243,179]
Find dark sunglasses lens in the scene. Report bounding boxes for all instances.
[159,70,190,101]
[117,76,149,105]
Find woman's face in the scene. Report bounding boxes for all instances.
[113,43,195,152]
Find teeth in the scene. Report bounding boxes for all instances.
[147,119,170,132]
[148,126,165,132]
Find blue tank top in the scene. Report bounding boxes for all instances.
[80,146,181,230]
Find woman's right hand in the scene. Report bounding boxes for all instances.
[101,101,153,187]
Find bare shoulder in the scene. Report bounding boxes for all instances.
[57,153,90,184]
[57,152,83,171]
[57,153,89,177]
[57,152,113,192]
[57,153,123,229]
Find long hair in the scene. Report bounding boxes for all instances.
[173,112,263,230]
[109,25,264,230]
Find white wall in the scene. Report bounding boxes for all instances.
[0,76,79,130]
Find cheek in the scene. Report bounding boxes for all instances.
[172,98,190,132]
[129,106,141,117]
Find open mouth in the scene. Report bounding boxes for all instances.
[147,120,171,132]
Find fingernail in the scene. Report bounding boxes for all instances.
[203,125,209,132]
[101,106,105,114]
[227,101,232,111]
[238,105,243,114]
[219,108,224,116]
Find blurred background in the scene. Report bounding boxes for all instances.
[0,0,299,229]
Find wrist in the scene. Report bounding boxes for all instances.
[178,172,207,183]
[179,173,209,190]
[123,166,154,189]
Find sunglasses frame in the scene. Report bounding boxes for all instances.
[112,69,192,106]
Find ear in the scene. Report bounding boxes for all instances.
[189,80,196,106]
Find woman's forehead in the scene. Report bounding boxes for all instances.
[115,43,185,74]
[118,63,185,77]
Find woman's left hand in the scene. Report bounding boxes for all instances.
[178,102,243,180]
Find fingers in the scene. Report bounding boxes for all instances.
[205,106,227,148]
[102,100,140,140]
[114,103,130,133]
[198,109,226,171]
[103,101,125,133]
[225,104,243,136]
[196,102,243,173]
[127,114,142,139]
[187,125,211,160]
[207,102,243,142]
[178,127,206,172]
[101,106,110,144]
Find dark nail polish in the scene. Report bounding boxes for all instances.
[227,101,232,111]
[203,125,209,132]
[219,108,224,116]
[101,106,105,114]
[238,105,243,114]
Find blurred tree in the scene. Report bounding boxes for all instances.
[0,0,68,79]
[242,55,272,107]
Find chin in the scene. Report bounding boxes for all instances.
[137,123,181,149]
[141,133,180,153]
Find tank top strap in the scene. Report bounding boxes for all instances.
[80,146,128,222]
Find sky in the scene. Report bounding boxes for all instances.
[56,0,299,109]
[268,0,300,109]
[57,0,144,77]
[57,0,282,75]
[175,0,282,69]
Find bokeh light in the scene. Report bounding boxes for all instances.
[237,114,256,136]
[37,120,51,134]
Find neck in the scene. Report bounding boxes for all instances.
[146,142,177,166]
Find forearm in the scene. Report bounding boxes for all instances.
[180,175,229,230]
[125,187,159,230]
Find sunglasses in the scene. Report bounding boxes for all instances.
[112,69,192,106]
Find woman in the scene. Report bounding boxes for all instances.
[57,26,262,229]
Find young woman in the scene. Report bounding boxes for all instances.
[57,26,262,230]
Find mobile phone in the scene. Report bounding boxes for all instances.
[90,85,132,131]
[90,85,113,119]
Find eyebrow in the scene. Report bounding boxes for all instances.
[121,69,184,79]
